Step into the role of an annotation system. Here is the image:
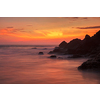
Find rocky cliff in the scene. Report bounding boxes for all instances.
[49,30,100,56]
[48,30,100,71]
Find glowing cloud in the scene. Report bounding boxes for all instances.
[0,17,100,44]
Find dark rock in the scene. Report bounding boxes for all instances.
[94,30,100,38]
[59,41,67,48]
[67,30,100,55]
[43,48,47,50]
[78,53,100,70]
[48,51,54,54]
[84,34,90,40]
[91,30,100,44]
[57,39,82,54]
[58,57,63,59]
[48,30,100,56]
[67,49,76,54]
[38,52,44,55]
[66,38,82,50]
[32,47,37,49]
[53,47,60,52]
[50,55,57,58]
[89,54,96,58]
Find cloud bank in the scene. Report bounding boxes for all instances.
[76,26,100,29]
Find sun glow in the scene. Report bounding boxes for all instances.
[0,17,100,44]
[47,31,63,37]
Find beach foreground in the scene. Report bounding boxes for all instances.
[0,45,100,84]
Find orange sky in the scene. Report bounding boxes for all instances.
[0,17,100,45]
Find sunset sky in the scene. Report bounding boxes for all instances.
[0,17,100,45]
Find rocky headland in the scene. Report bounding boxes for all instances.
[49,30,100,71]
[78,53,100,71]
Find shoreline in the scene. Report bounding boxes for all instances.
[48,30,100,72]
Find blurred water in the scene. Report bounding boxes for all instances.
[0,45,100,84]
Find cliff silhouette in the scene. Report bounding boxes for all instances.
[49,30,100,71]
[49,30,100,56]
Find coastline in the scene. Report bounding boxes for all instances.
[48,30,100,72]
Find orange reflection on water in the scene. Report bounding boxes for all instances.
[0,47,100,84]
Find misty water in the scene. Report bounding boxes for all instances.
[0,45,100,84]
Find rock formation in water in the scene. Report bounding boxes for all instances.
[50,55,57,58]
[78,53,100,71]
[32,47,37,49]
[49,30,100,56]
[38,52,44,55]
[59,41,67,48]
[48,30,100,71]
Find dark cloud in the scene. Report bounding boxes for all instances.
[4,28,24,33]
[71,17,79,21]
[1,28,24,33]
[7,27,13,28]
[15,28,24,31]
[10,28,24,33]
[63,17,88,20]
[76,26,100,29]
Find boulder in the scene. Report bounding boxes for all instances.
[50,55,57,58]
[53,47,60,52]
[43,48,47,50]
[48,51,54,54]
[58,57,63,59]
[38,52,44,55]
[78,53,100,70]
[32,47,37,49]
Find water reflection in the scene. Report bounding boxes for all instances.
[0,46,100,84]
[79,70,100,84]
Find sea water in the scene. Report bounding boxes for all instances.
[0,45,100,84]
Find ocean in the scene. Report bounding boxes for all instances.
[0,45,100,84]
